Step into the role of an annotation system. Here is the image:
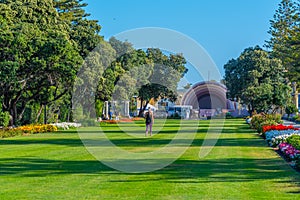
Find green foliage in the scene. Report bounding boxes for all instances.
[55,0,102,58]
[95,99,104,118]
[0,129,22,138]
[74,40,116,118]
[295,115,300,123]
[250,113,282,134]
[0,0,83,125]
[0,110,10,127]
[95,40,188,117]
[285,103,298,116]
[224,46,291,113]
[109,36,134,57]
[266,0,300,87]
[0,0,105,125]
[286,135,300,150]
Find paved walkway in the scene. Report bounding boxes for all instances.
[282,120,300,128]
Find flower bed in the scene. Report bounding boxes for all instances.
[15,124,58,134]
[250,113,282,133]
[265,129,300,147]
[262,124,298,134]
[132,117,144,121]
[51,122,82,130]
[249,114,300,170]
[279,143,300,160]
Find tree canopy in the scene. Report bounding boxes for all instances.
[95,42,188,117]
[224,0,300,115]
[266,0,300,87]
[0,0,103,125]
[224,46,291,114]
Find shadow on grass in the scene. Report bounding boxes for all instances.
[0,129,266,148]
[0,136,266,148]
[1,157,299,187]
[0,157,112,176]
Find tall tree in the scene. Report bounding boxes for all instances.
[95,40,188,117]
[266,0,300,86]
[224,46,291,114]
[54,0,103,58]
[53,0,106,121]
[137,49,187,116]
[109,37,134,58]
[0,0,82,125]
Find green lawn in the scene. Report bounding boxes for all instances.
[0,119,299,199]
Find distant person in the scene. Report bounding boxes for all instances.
[145,108,154,136]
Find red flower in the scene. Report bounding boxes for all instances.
[262,124,299,133]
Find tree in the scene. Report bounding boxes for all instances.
[54,0,103,58]
[95,41,188,117]
[285,103,298,117]
[54,0,105,120]
[96,47,150,104]
[74,40,116,118]
[224,46,291,114]
[266,0,300,86]
[137,49,187,116]
[0,0,82,125]
[109,37,134,57]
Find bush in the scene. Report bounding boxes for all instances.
[286,135,300,150]
[250,114,264,131]
[0,111,10,127]
[0,124,58,138]
[0,129,23,138]
[285,104,298,117]
[250,113,282,133]
[225,112,232,119]
[295,115,300,123]
[15,124,58,134]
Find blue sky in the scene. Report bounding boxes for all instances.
[83,0,281,85]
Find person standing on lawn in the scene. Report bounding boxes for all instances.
[145,107,154,136]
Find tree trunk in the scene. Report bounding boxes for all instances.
[35,105,43,123]
[138,100,150,117]
[44,104,47,124]
[18,101,27,122]
[138,98,145,117]
[11,103,18,126]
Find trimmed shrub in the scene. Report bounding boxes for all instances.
[0,129,23,138]
[286,135,300,150]
[250,113,282,133]
[15,124,58,134]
